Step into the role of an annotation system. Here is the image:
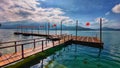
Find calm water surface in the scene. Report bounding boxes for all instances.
[0,29,120,68]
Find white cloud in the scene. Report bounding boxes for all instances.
[93,17,120,29]
[105,22,120,29]
[112,3,120,13]
[105,12,110,15]
[95,17,109,23]
[40,0,46,2]
[0,0,73,24]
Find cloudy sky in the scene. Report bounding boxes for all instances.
[0,0,120,28]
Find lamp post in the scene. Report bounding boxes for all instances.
[55,24,57,35]
[48,22,50,36]
[76,20,78,40]
[0,23,1,27]
[100,18,102,43]
[60,20,63,36]
[45,23,47,35]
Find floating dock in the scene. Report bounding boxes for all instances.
[0,18,104,67]
[0,32,103,67]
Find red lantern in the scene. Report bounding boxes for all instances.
[52,24,57,27]
[86,22,90,26]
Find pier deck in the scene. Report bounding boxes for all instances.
[0,32,103,67]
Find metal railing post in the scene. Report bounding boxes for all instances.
[60,21,62,36]
[14,42,17,53]
[64,36,65,42]
[33,39,36,49]
[21,44,24,58]
[68,35,69,40]
[42,40,43,52]
[76,20,78,41]
[100,18,102,43]
[59,39,60,44]
[46,39,47,47]
[52,41,54,47]
[71,34,72,40]
[96,34,97,38]
[41,59,43,68]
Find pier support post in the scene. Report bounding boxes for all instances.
[14,42,17,53]
[21,44,24,58]
[41,59,43,68]
[52,41,54,47]
[60,21,62,36]
[98,48,102,57]
[20,25,22,33]
[42,40,43,52]
[96,34,97,38]
[38,27,39,34]
[45,23,47,35]
[16,26,18,32]
[56,26,57,35]
[68,35,69,40]
[76,20,78,41]
[46,39,47,47]
[59,39,60,44]
[31,28,33,34]
[64,35,65,43]
[48,22,50,36]
[33,39,36,49]
[100,18,102,43]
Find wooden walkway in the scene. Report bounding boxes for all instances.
[0,33,103,67]
[72,36,101,43]
[14,32,51,37]
[72,36,103,48]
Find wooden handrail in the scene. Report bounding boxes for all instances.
[0,34,69,57]
[0,39,50,49]
[0,38,44,44]
[0,44,21,49]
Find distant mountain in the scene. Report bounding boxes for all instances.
[0,20,92,30]
[61,26,93,30]
[93,27,120,31]
[0,20,44,29]
[0,21,120,31]
[102,27,120,31]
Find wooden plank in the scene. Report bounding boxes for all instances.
[91,37,94,42]
[79,36,83,41]
[93,37,100,43]
[4,54,14,63]
[82,37,87,42]
[88,37,92,42]
[0,57,5,66]
[0,35,102,67]
[0,55,9,65]
[86,37,89,42]
[78,36,83,41]
[85,37,87,42]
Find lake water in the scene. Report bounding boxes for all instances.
[0,29,120,68]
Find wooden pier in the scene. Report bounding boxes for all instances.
[14,32,62,41]
[0,33,103,67]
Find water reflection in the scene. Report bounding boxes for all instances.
[98,48,102,58]
[0,30,120,68]
[31,45,103,68]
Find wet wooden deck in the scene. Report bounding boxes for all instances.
[72,36,103,48]
[0,33,103,67]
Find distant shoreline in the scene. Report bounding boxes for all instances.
[0,28,120,31]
